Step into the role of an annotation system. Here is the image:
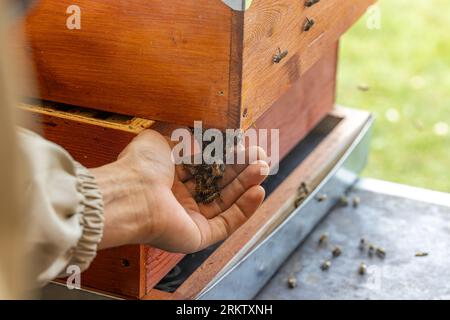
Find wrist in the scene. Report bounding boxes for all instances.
[90,161,157,249]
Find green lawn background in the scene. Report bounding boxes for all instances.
[337,0,450,192]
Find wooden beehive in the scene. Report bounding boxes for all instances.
[23,0,374,130]
[19,0,376,299]
[20,46,338,298]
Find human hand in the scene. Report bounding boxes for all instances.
[91,129,269,253]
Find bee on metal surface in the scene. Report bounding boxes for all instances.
[318,233,328,246]
[339,196,349,207]
[358,263,367,275]
[368,244,375,257]
[353,196,361,208]
[376,247,386,259]
[316,194,328,202]
[359,238,367,251]
[321,260,331,271]
[332,246,342,258]
[415,252,429,257]
[287,275,297,289]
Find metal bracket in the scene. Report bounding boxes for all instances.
[221,0,254,11]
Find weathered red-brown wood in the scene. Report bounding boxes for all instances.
[241,0,375,128]
[23,0,234,129]
[254,42,338,160]
[22,0,374,130]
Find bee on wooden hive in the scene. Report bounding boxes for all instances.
[303,17,315,32]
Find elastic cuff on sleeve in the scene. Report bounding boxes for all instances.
[69,162,104,272]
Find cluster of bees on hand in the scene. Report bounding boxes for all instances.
[183,129,243,204]
[184,162,225,204]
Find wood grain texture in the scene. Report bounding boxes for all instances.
[254,43,338,160]
[24,0,234,129]
[19,102,153,167]
[241,0,375,128]
[19,102,184,298]
[145,247,184,292]
[23,0,373,130]
[80,245,144,298]
[167,107,372,299]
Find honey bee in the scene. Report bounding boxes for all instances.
[211,163,225,178]
[299,182,310,195]
[294,182,310,208]
[304,17,315,32]
[202,192,220,204]
[183,163,199,176]
[415,252,429,257]
[318,233,328,246]
[359,238,367,251]
[339,196,349,207]
[321,260,331,271]
[332,246,342,258]
[375,247,386,259]
[368,244,375,257]
[287,275,297,289]
[358,263,367,275]
[316,194,328,202]
[305,0,320,7]
[273,48,289,64]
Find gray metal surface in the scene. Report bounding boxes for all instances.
[256,180,450,300]
[197,118,373,299]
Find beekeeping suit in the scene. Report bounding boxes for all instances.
[0,0,104,298]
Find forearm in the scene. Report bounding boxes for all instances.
[90,161,155,250]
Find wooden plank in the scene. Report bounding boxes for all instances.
[144,247,184,293]
[23,0,234,129]
[19,102,153,167]
[165,107,372,299]
[241,0,375,128]
[254,42,338,160]
[79,245,144,298]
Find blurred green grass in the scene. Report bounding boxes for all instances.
[337,0,450,192]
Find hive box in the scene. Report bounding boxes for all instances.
[20,47,338,298]
[23,0,374,129]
